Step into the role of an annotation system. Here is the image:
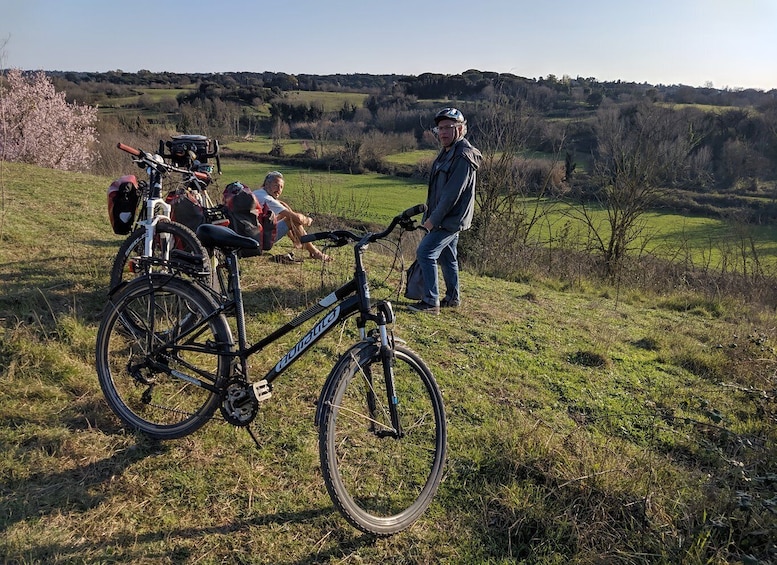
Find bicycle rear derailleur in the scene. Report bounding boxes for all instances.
[220,377,272,427]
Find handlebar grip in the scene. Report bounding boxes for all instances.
[194,171,210,181]
[205,139,219,158]
[401,203,427,219]
[117,142,141,157]
[300,233,326,244]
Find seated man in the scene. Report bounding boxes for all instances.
[253,171,331,261]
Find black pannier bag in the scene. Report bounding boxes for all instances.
[222,182,277,257]
[162,135,220,172]
[166,190,230,234]
[404,259,424,300]
[167,190,205,233]
[107,175,140,235]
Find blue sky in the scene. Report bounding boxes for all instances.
[2,0,776,91]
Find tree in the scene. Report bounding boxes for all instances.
[0,69,98,171]
[463,91,566,277]
[569,101,703,278]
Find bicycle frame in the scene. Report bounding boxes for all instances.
[153,239,391,392]
[136,207,425,434]
[138,165,173,257]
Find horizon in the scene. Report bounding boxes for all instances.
[9,67,777,94]
[3,0,776,92]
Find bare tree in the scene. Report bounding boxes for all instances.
[568,101,703,279]
[465,91,566,276]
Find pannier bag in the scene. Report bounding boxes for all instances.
[222,181,277,256]
[404,259,424,300]
[107,175,140,235]
[166,190,230,234]
[167,191,205,233]
[165,135,218,170]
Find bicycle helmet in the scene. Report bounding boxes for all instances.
[434,107,465,124]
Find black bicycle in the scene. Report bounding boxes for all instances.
[94,204,447,535]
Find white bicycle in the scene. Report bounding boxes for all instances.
[109,142,217,291]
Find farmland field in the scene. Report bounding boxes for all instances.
[281,90,369,112]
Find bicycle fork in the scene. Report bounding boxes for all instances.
[373,302,403,439]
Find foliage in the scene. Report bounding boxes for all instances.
[0,69,97,171]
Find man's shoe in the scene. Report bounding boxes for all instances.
[441,298,460,308]
[408,301,440,315]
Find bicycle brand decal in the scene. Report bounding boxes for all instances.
[275,305,341,373]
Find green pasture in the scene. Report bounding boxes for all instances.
[227,139,311,156]
[99,86,195,107]
[216,156,777,271]
[527,200,777,271]
[218,159,427,224]
[384,149,438,166]
[282,90,369,112]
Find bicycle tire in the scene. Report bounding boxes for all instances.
[109,219,211,290]
[95,274,233,439]
[318,343,446,535]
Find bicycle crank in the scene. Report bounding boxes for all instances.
[220,378,259,426]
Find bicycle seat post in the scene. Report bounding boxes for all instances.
[225,250,249,352]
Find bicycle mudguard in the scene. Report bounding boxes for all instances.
[313,335,407,428]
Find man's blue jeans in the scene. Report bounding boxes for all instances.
[416,228,460,306]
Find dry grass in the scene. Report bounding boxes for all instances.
[1,162,776,563]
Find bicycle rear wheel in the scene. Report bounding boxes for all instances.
[318,343,446,535]
[95,274,233,439]
[110,219,211,291]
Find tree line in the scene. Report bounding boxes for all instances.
[42,68,775,195]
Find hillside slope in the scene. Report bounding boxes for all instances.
[1,162,775,563]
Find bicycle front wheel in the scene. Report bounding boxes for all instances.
[95,274,233,439]
[110,219,211,291]
[319,343,446,535]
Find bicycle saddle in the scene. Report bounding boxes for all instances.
[196,223,260,251]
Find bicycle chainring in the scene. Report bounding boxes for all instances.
[220,378,259,426]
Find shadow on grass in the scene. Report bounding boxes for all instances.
[0,438,170,533]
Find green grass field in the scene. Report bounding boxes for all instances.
[218,158,428,225]
[282,90,369,112]
[0,161,775,563]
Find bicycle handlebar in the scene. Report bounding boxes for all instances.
[116,142,211,182]
[300,204,427,246]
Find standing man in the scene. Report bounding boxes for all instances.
[253,171,331,262]
[409,108,481,315]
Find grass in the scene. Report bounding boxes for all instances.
[216,158,428,225]
[1,162,776,563]
[531,201,777,272]
[282,91,369,112]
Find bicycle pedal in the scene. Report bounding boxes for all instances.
[252,380,272,403]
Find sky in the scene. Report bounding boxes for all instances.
[2,0,776,91]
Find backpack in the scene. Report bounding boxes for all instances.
[107,175,140,235]
[222,181,277,256]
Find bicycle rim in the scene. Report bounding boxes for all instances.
[96,275,232,439]
[110,220,210,290]
[319,344,446,535]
